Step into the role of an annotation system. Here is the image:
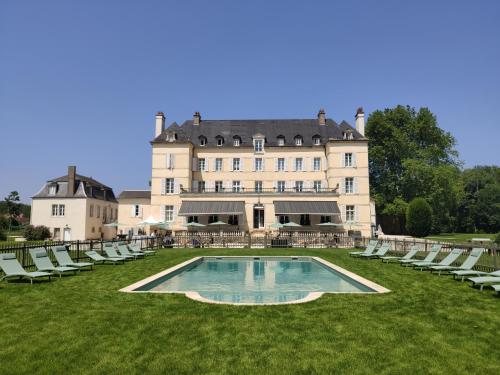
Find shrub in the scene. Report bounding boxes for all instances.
[24,225,51,241]
[0,216,8,230]
[406,198,433,237]
[495,232,500,246]
[0,228,6,241]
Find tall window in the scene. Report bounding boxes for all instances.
[198,181,206,192]
[278,215,290,224]
[344,153,353,167]
[300,214,311,226]
[208,215,218,224]
[314,180,322,192]
[228,215,239,225]
[48,185,57,195]
[313,157,321,171]
[255,158,263,171]
[51,204,58,216]
[295,158,303,171]
[254,139,264,152]
[198,158,206,171]
[215,158,223,171]
[165,205,174,222]
[165,178,175,194]
[215,181,223,192]
[320,215,331,223]
[277,181,286,192]
[96,206,100,218]
[232,181,241,192]
[346,205,355,221]
[232,158,240,171]
[345,177,354,194]
[255,181,263,193]
[89,204,94,217]
[295,181,303,192]
[188,215,198,223]
[277,158,285,171]
[103,207,107,220]
[133,204,140,217]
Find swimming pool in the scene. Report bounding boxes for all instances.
[121,256,389,305]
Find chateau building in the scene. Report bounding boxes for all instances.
[126,108,374,236]
[31,166,118,241]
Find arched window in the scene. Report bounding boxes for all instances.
[199,136,207,146]
[277,135,285,146]
[233,135,241,147]
[312,135,321,146]
[294,135,303,146]
[215,135,225,146]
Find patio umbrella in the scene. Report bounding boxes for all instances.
[270,222,284,229]
[183,222,206,228]
[153,223,171,230]
[282,221,302,228]
[316,222,343,228]
[138,216,161,226]
[208,220,227,233]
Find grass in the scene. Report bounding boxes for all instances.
[425,233,497,243]
[1,248,499,375]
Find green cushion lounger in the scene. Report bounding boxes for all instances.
[52,246,94,270]
[0,253,52,284]
[117,244,145,259]
[128,242,156,256]
[467,271,500,291]
[400,244,442,267]
[413,248,463,271]
[29,248,79,278]
[492,285,500,295]
[452,267,499,282]
[103,243,133,260]
[359,242,390,259]
[349,240,378,257]
[85,251,125,265]
[380,245,420,263]
[429,248,484,275]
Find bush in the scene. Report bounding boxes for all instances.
[24,225,51,241]
[0,216,8,230]
[406,198,433,237]
[0,228,6,241]
[495,232,500,246]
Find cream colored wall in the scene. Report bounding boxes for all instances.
[85,199,118,240]
[117,198,151,235]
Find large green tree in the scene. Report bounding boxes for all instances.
[366,105,461,234]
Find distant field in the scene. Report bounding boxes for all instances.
[425,233,497,243]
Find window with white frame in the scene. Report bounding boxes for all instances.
[215,158,223,172]
[254,139,264,153]
[346,205,355,222]
[89,204,94,217]
[198,158,206,171]
[277,158,285,171]
[199,136,207,146]
[344,177,354,194]
[313,180,322,192]
[295,158,303,171]
[295,181,303,192]
[313,136,321,145]
[232,158,240,171]
[133,204,140,217]
[215,180,223,192]
[255,158,263,171]
[313,157,321,171]
[165,178,175,194]
[216,136,224,146]
[198,180,206,192]
[344,153,353,167]
[166,153,174,169]
[277,136,285,146]
[233,136,241,147]
[277,181,286,192]
[255,181,263,193]
[164,205,174,222]
[48,185,57,195]
[232,181,241,192]
[188,215,198,223]
[294,136,303,146]
[51,204,58,216]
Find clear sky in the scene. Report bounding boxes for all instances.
[1,0,499,203]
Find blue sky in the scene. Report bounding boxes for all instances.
[1,0,499,203]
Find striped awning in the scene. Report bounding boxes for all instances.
[178,201,245,216]
[273,201,341,215]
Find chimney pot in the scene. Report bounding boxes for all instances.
[318,108,326,126]
[67,165,76,196]
[193,111,201,126]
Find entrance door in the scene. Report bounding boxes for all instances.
[253,207,264,229]
[63,228,71,241]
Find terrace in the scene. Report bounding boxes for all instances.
[1,244,499,374]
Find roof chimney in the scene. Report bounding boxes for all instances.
[355,107,365,136]
[155,112,165,137]
[318,108,326,126]
[67,165,76,196]
[193,111,201,126]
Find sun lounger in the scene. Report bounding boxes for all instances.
[492,285,500,295]
[103,243,133,260]
[380,245,420,263]
[85,251,125,265]
[359,242,390,259]
[468,270,500,290]
[452,268,498,282]
[128,242,156,256]
[52,246,94,270]
[413,248,463,271]
[429,248,484,275]
[117,244,144,259]
[29,248,79,277]
[400,244,442,267]
[349,240,378,257]
[0,253,52,284]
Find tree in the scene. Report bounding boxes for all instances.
[4,191,21,232]
[406,198,433,237]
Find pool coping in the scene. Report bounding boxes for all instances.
[119,256,390,305]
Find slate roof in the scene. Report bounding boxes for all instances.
[273,201,341,216]
[118,190,151,200]
[152,118,364,147]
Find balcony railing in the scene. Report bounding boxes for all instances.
[180,187,339,195]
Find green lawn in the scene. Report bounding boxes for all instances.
[1,248,499,375]
[425,233,497,244]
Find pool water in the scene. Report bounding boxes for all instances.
[135,257,376,304]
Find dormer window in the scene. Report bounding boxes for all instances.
[199,136,207,146]
[253,138,264,153]
[277,135,285,146]
[216,136,224,147]
[294,135,303,146]
[313,135,321,146]
[166,132,177,142]
[342,131,353,140]
[233,136,241,147]
[48,184,57,196]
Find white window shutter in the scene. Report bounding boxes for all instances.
[166,153,170,169]
[161,178,166,195]
[174,181,180,194]
[340,204,346,222]
[139,206,143,218]
[354,177,359,194]
[341,178,346,194]
[130,205,135,217]
[341,153,345,168]
[192,157,198,171]
[160,205,166,222]
[352,153,357,168]
[170,154,175,169]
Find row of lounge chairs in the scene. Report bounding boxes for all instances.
[0,242,155,284]
[349,240,500,295]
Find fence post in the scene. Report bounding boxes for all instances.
[76,240,80,260]
[22,241,27,268]
[493,247,499,269]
